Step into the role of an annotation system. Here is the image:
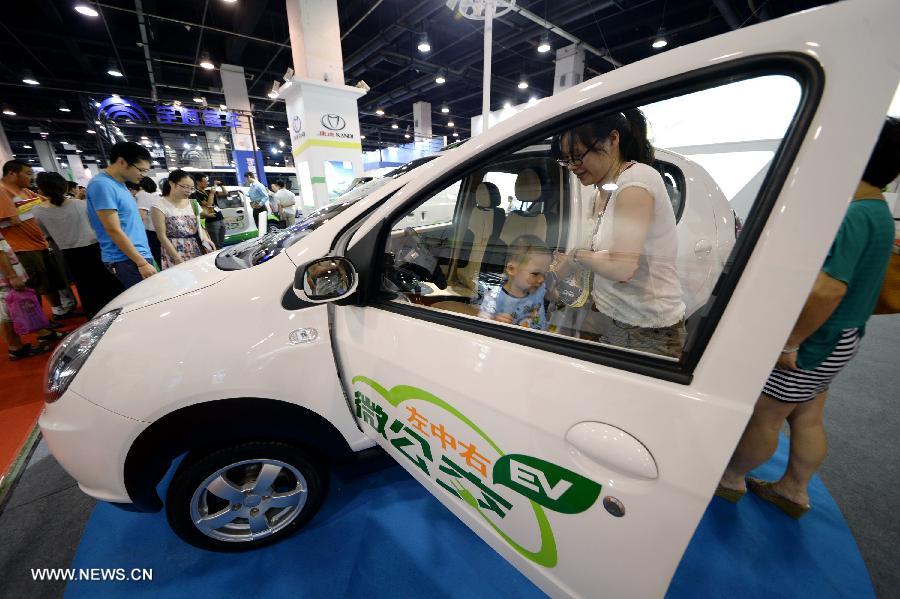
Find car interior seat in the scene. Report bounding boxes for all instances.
[500,168,548,246]
[452,181,507,292]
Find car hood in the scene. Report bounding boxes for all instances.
[104,252,230,314]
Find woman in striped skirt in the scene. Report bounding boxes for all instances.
[715,118,899,519]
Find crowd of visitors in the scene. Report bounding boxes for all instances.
[1,140,301,361]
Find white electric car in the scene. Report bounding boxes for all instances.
[39,3,897,597]
[216,186,283,245]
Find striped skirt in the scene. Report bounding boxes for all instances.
[763,328,860,403]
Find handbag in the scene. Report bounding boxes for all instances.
[4,288,51,335]
[873,238,900,314]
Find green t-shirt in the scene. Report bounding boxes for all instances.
[798,199,894,369]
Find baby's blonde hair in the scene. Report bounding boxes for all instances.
[506,234,550,268]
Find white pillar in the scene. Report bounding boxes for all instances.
[284,0,365,209]
[413,101,432,140]
[66,154,89,185]
[481,1,494,132]
[553,44,586,94]
[0,123,13,166]
[86,163,100,177]
[220,63,266,186]
[34,140,60,173]
[286,0,344,83]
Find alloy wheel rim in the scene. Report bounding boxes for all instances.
[189,458,308,543]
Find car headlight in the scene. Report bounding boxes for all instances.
[44,309,121,403]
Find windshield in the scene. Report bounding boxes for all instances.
[214,156,437,271]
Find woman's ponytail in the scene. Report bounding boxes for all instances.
[620,108,654,165]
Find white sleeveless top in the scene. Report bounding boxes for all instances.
[589,162,685,327]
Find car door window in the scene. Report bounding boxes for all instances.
[377,72,805,370]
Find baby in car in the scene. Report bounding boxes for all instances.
[478,234,552,330]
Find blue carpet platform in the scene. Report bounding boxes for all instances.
[66,437,873,598]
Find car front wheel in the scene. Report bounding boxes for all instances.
[165,441,326,551]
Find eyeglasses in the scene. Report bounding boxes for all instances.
[555,138,601,168]
[176,182,196,192]
[129,163,150,175]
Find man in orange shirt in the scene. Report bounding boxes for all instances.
[0,160,74,334]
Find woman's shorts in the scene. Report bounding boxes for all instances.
[763,328,860,403]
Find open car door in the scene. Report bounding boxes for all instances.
[328,3,899,597]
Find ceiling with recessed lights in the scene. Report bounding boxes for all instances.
[0,0,832,166]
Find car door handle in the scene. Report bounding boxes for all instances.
[565,422,658,480]
[235,209,244,214]
[693,239,713,258]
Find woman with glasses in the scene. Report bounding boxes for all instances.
[550,109,685,359]
[152,170,211,270]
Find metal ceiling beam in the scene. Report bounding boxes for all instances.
[712,0,742,29]
[506,3,622,68]
[342,0,443,72]
[135,0,159,101]
[188,0,211,91]
[94,3,291,49]
[341,0,386,41]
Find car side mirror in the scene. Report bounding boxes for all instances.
[293,257,358,303]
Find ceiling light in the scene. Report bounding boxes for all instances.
[375,108,385,116]
[503,101,512,109]
[107,68,123,77]
[22,71,40,85]
[23,144,32,149]
[189,133,198,137]
[448,121,455,127]
[391,123,398,129]
[94,119,101,124]
[59,102,71,113]
[278,140,285,147]
[517,75,528,90]
[74,4,99,17]
[76,149,83,153]
[2,107,15,116]
[652,28,668,49]
[417,33,431,53]
[537,32,551,53]
[140,136,148,140]
[435,72,446,85]
[183,142,190,149]
[268,81,280,99]
[222,0,237,3]
[193,96,203,103]
[270,147,279,155]
[452,132,459,137]
[360,135,366,139]
[441,105,450,114]
[199,52,215,70]
[267,124,274,129]
[404,133,410,139]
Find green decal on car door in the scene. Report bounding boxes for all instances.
[494,455,602,515]
[352,375,604,569]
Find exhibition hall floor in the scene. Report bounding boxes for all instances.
[1,316,897,598]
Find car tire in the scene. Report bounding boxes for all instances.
[165,441,327,552]
[267,222,280,233]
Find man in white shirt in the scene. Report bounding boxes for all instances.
[271,180,300,227]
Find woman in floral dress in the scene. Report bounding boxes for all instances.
[151,170,211,269]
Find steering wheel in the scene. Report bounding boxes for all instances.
[390,228,447,291]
